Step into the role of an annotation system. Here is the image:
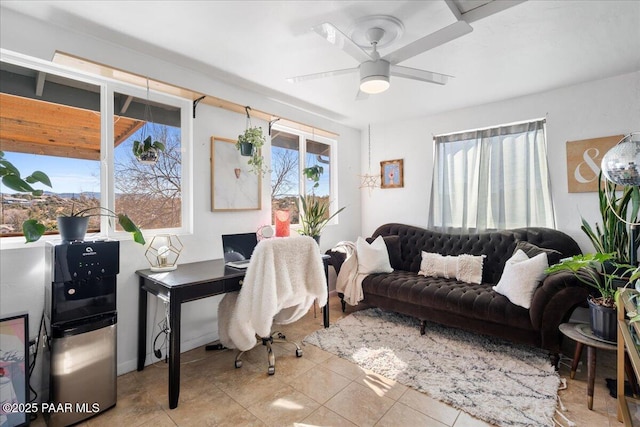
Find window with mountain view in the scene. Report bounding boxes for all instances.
[0,59,189,241]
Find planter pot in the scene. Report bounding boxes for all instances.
[136,148,159,164]
[238,142,255,157]
[57,216,89,242]
[312,235,321,245]
[588,298,617,342]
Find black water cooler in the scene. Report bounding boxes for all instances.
[42,240,119,427]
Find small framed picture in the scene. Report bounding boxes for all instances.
[380,159,404,189]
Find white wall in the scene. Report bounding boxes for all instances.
[0,7,362,389]
[362,70,640,253]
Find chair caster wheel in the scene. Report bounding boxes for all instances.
[296,349,303,357]
[235,360,243,368]
[268,366,275,375]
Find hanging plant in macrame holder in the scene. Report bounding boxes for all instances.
[132,79,166,164]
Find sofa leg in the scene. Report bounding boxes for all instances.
[549,353,560,370]
[338,293,346,312]
[420,320,426,335]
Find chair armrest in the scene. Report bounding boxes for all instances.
[530,271,590,352]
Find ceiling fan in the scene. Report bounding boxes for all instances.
[288,15,473,98]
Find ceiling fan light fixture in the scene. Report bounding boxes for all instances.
[360,75,390,94]
[359,60,390,94]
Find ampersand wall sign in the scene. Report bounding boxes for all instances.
[566,135,623,193]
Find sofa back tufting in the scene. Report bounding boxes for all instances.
[370,223,582,284]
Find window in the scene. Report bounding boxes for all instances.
[113,91,183,230]
[270,125,336,227]
[0,54,191,244]
[428,119,554,232]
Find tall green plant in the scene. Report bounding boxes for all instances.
[581,172,640,263]
[298,166,345,238]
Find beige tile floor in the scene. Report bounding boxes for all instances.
[31,297,635,426]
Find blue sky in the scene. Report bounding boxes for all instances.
[1,152,100,194]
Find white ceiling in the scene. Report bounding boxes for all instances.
[3,0,640,128]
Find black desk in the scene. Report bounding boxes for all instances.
[137,256,330,409]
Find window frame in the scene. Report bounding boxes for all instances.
[0,49,192,249]
[270,123,340,229]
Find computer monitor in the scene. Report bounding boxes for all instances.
[222,233,258,262]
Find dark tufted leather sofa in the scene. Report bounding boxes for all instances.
[328,223,588,358]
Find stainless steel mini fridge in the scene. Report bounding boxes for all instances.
[42,240,119,427]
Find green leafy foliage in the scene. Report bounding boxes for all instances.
[236,126,268,176]
[0,151,144,244]
[298,166,345,238]
[133,135,165,159]
[581,172,640,263]
[546,252,635,307]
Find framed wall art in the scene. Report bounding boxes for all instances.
[566,134,623,193]
[211,136,262,211]
[380,159,404,189]
[0,312,29,427]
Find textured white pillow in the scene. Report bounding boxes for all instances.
[419,252,485,284]
[456,254,486,285]
[357,236,393,274]
[492,249,549,309]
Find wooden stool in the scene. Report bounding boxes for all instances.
[560,322,638,409]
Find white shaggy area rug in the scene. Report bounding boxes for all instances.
[303,308,559,427]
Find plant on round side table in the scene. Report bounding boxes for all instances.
[0,151,145,244]
[546,253,635,341]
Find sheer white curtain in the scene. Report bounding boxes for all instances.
[428,119,555,233]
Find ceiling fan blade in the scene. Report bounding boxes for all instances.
[383,20,473,65]
[312,22,373,63]
[391,65,451,85]
[287,67,357,83]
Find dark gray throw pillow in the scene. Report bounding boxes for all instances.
[366,235,402,270]
[514,241,562,266]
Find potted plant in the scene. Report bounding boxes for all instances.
[298,165,345,243]
[581,172,639,264]
[236,126,268,176]
[0,151,145,244]
[546,253,635,341]
[133,135,165,164]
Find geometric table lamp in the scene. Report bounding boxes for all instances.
[145,234,183,272]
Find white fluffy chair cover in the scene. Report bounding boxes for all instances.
[218,236,327,351]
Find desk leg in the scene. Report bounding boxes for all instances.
[587,346,596,410]
[323,259,330,328]
[168,295,182,409]
[137,277,148,371]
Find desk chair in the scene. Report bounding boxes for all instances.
[217,236,328,374]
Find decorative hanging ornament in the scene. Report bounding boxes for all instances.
[359,124,380,194]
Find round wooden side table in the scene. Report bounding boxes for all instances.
[559,322,617,410]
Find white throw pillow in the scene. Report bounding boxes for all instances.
[357,236,393,274]
[492,249,549,309]
[420,252,485,284]
[456,254,486,285]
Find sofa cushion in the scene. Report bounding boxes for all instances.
[357,236,393,274]
[492,249,549,309]
[419,252,485,284]
[366,235,402,270]
[361,271,534,330]
[514,241,562,266]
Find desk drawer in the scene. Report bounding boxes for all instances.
[224,276,243,292]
